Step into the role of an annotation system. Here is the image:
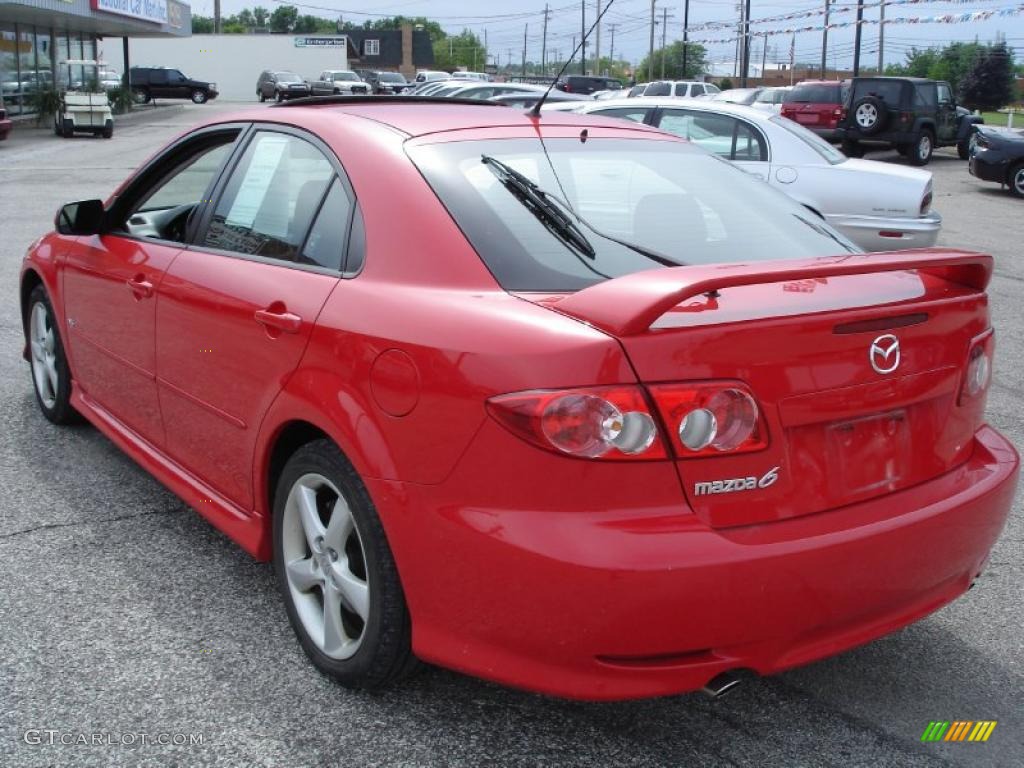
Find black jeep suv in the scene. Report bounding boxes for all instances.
[837,77,982,165]
[127,67,218,104]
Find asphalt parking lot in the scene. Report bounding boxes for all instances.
[1,103,1021,768]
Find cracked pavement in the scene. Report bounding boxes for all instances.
[0,104,1020,767]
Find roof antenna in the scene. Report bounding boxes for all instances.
[530,0,617,118]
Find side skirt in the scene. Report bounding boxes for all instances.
[70,384,270,560]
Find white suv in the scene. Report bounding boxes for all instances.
[631,81,720,98]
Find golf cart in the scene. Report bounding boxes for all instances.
[54,59,113,138]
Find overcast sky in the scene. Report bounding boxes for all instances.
[190,0,1023,72]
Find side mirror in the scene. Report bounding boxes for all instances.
[55,199,105,236]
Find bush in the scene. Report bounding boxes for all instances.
[29,88,60,126]
[108,86,135,115]
[719,78,734,91]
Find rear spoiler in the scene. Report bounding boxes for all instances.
[554,249,992,336]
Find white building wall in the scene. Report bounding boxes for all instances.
[108,34,350,102]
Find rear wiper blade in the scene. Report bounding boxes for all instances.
[481,155,596,259]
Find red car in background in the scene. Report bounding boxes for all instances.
[0,99,12,141]
[781,80,848,141]
[20,99,1018,700]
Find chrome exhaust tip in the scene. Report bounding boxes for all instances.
[701,670,745,698]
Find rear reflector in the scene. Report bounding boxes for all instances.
[878,231,905,239]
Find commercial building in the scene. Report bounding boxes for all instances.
[126,23,435,102]
[125,33,357,102]
[0,0,190,116]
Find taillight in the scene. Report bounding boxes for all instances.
[487,386,665,460]
[960,330,994,405]
[920,187,933,215]
[647,383,767,458]
[832,107,842,118]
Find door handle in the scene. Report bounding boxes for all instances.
[254,307,302,334]
[127,276,154,299]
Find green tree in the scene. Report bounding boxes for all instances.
[637,41,707,81]
[236,9,255,28]
[433,29,487,72]
[253,6,269,28]
[293,14,321,34]
[719,77,734,91]
[269,5,298,33]
[191,15,214,33]
[960,42,1015,110]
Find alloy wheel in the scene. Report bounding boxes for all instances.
[29,302,58,410]
[855,103,877,128]
[1013,167,1024,196]
[919,134,932,161]
[281,473,370,660]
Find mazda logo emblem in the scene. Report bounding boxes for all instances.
[870,334,901,375]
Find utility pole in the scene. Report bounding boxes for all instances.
[648,0,656,83]
[572,35,576,72]
[609,23,617,72]
[878,0,885,73]
[541,4,550,75]
[483,28,488,71]
[761,33,768,78]
[820,0,830,78]
[660,7,668,79]
[682,0,690,76]
[581,1,586,75]
[522,23,528,78]
[853,0,864,76]
[740,0,752,86]
[214,0,221,33]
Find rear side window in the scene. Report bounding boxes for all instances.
[300,178,353,271]
[785,84,841,103]
[914,84,938,108]
[645,82,671,97]
[656,109,768,162]
[202,132,334,261]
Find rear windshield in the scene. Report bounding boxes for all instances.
[770,116,847,164]
[407,138,856,292]
[852,79,903,104]
[380,72,407,83]
[785,83,842,104]
[277,73,302,83]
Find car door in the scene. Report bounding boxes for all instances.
[167,70,190,98]
[935,82,957,143]
[654,108,770,180]
[148,68,169,98]
[155,127,351,510]
[61,125,243,445]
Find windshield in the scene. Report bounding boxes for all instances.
[380,72,407,83]
[770,116,847,165]
[408,137,857,292]
[277,73,302,83]
[333,72,359,81]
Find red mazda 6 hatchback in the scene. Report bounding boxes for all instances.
[20,99,1018,700]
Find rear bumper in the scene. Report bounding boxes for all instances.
[826,210,942,252]
[969,152,1009,183]
[372,424,1018,700]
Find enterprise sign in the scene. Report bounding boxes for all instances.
[294,36,348,48]
[91,0,168,25]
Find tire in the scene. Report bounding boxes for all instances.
[132,87,150,105]
[275,89,284,103]
[908,129,934,166]
[191,89,208,104]
[54,116,63,137]
[851,96,887,135]
[61,119,74,137]
[957,138,970,160]
[26,285,77,425]
[258,89,266,103]
[273,440,418,689]
[102,121,113,139]
[841,139,864,158]
[1009,163,1024,199]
